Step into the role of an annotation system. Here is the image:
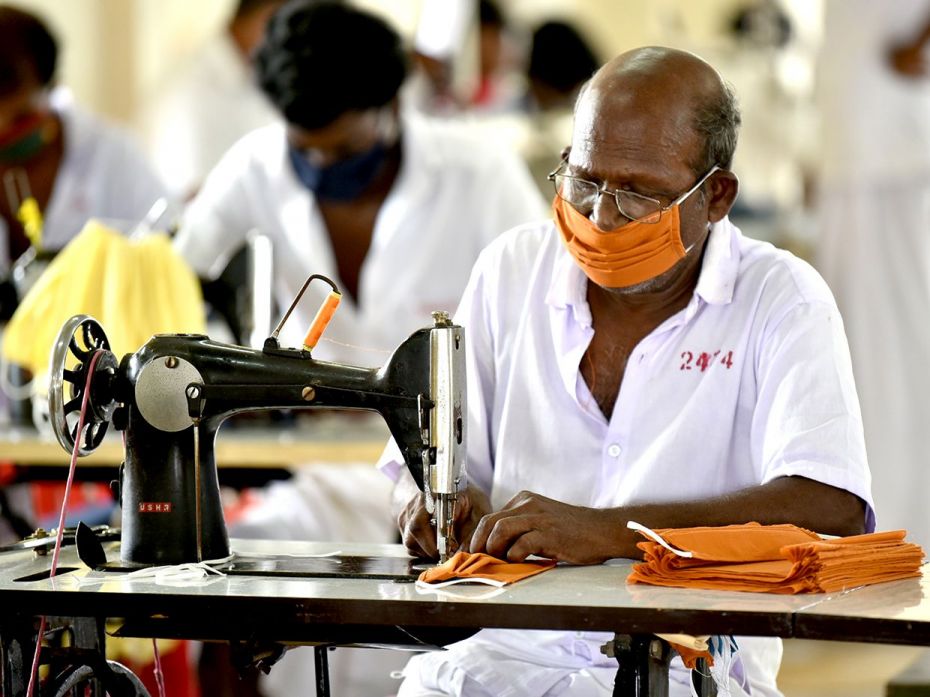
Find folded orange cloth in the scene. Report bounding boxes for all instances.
[662,636,713,669]
[628,523,924,594]
[418,551,557,585]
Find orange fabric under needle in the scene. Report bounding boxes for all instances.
[418,551,556,585]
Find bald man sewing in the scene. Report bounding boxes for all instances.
[381,47,873,696]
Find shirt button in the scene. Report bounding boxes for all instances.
[607,443,622,458]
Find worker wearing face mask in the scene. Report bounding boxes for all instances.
[383,47,873,697]
[0,5,168,317]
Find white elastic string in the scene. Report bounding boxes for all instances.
[121,553,235,586]
[414,577,507,590]
[626,520,694,558]
[414,582,507,601]
[67,550,347,587]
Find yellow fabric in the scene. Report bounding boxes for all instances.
[628,523,924,594]
[1,220,206,379]
[17,197,43,248]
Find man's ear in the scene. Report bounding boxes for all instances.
[560,144,571,161]
[706,170,739,223]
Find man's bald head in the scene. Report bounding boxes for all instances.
[576,46,740,174]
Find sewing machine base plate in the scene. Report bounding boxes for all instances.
[97,554,430,580]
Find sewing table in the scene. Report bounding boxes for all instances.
[0,539,927,697]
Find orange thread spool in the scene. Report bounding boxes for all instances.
[303,291,342,350]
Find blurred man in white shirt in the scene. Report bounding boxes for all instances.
[143,0,284,200]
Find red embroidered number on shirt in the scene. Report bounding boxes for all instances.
[681,350,733,371]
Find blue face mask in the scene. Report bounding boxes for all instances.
[289,140,390,201]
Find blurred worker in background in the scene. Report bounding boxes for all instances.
[0,3,166,542]
[143,0,285,201]
[403,0,475,116]
[173,2,545,695]
[525,19,600,113]
[0,4,166,319]
[519,19,601,194]
[815,0,930,551]
[469,0,523,113]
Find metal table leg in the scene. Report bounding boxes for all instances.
[602,634,718,697]
[603,634,671,697]
[692,657,718,697]
[315,645,331,697]
[0,617,34,697]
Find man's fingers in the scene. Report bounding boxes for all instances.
[470,513,532,558]
[483,515,531,558]
[396,491,441,560]
[468,510,499,553]
[403,514,437,559]
[503,530,543,562]
[403,527,435,559]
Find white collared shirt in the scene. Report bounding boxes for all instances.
[383,216,872,516]
[379,216,873,695]
[174,113,546,365]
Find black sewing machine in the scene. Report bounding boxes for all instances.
[46,277,466,566]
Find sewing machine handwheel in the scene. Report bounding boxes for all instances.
[48,315,118,456]
[49,660,151,696]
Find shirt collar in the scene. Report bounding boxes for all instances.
[546,225,592,327]
[545,215,742,319]
[694,216,741,306]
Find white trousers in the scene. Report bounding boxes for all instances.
[395,632,783,697]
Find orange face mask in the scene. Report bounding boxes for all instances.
[553,195,691,289]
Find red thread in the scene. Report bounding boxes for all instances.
[26,349,103,697]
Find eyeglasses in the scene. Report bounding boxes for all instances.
[547,161,721,224]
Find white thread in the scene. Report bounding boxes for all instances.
[415,577,507,590]
[319,336,392,355]
[414,581,507,601]
[70,553,238,587]
[626,520,694,558]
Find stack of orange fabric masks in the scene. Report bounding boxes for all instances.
[627,522,924,594]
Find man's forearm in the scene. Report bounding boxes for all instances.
[608,475,867,560]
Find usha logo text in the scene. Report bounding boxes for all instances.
[138,502,173,513]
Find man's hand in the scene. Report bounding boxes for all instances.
[392,470,491,560]
[469,491,623,564]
